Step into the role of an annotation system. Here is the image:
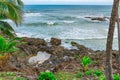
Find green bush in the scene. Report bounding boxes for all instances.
[81,56,92,67]
[113,74,120,80]
[98,75,106,80]
[38,72,57,80]
[94,70,103,77]
[0,36,21,55]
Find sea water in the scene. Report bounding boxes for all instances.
[9,5,120,50]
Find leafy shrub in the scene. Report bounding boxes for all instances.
[98,75,106,80]
[0,36,21,67]
[81,56,92,67]
[94,70,103,77]
[38,72,57,80]
[0,36,21,54]
[113,74,120,80]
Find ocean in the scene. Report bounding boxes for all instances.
[9,5,119,50]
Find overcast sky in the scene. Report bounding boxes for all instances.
[22,0,113,5]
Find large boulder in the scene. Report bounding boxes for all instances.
[50,38,61,46]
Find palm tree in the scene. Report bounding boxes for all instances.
[0,0,23,38]
[106,0,119,80]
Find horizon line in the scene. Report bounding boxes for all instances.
[24,4,112,6]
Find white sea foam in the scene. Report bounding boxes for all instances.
[47,21,56,25]
[16,32,32,37]
[24,13,42,17]
[63,20,75,23]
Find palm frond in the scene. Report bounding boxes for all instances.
[0,36,7,53]
[0,21,16,37]
[0,0,23,24]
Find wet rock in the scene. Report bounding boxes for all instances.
[71,41,93,54]
[50,38,61,46]
[91,17,106,21]
[85,17,107,21]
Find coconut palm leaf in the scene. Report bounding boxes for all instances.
[0,21,16,37]
[0,36,7,53]
[0,1,23,24]
[0,0,23,37]
[0,36,20,53]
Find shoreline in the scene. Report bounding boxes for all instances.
[0,37,119,79]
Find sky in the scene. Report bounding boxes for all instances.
[22,0,113,5]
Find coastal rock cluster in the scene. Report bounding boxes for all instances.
[17,37,93,71]
[2,37,120,79]
[85,17,109,21]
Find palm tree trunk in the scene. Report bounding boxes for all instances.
[106,0,119,80]
[117,9,120,70]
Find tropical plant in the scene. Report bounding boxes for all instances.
[0,36,21,67]
[0,0,23,37]
[94,70,103,77]
[98,75,106,80]
[0,36,20,54]
[113,74,120,80]
[81,56,92,71]
[106,0,119,80]
[38,72,57,80]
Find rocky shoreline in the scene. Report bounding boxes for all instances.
[1,37,120,80]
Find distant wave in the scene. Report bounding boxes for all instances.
[24,13,42,17]
[24,21,59,26]
[63,20,75,23]
[57,16,77,20]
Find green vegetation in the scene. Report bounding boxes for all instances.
[81,56,92,71]
[38,72,57,80]
[55,71,78,80]
[76,71,83,78]
[0,36,21,67]
[0,72,27,80]
[0,36,21,54]
[94,70,103,77]
[113,74,120,80]
[84,69,93,76]
[0,0,23,37]
[15,77,28,80]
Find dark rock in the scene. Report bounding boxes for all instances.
[18,37,47,54]
[40,46,65,55]
[71,41,93,54]
[50,38,61,46]
[85,17,107,21]
[91,17,106,21]
[22,37,47,46]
